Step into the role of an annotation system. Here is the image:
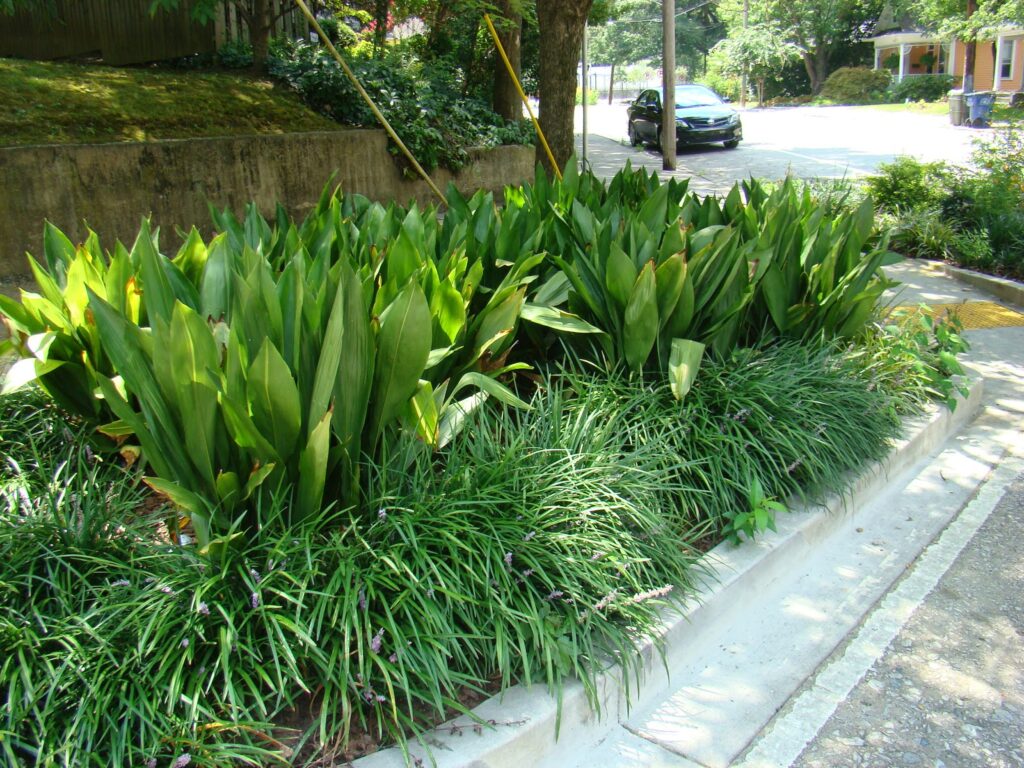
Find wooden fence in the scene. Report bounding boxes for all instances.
[0,1,312,66]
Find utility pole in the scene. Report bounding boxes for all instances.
[662,0,676,171]
[740,0,749,107]
[582,23,589,169]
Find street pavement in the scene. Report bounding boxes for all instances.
[575,103,990,196]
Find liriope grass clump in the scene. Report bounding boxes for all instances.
[559,340,906,542]
[0,379,709,766]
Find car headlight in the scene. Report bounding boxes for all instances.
[676,118,692,129]
[728,113,740,125]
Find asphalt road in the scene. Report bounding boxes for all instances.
[575,103,992,195]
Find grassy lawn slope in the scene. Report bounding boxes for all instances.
[0,57,340,146]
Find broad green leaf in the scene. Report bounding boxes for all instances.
[296,411,332,522]
[247,340,302,461]
[309,279,347,433]
[1,358,64,395]
[668,339,705,402]
[432,279,466,345]
[606,243,638,310]
[520,304,603,334]
[43,220,75,282]
[368,281,431,447]
[452,371,531,410]
[333,261,376,458]
[219,393,280,463]
[654,253,687,331]
[437,391,487,449]
[133,221,175,326]
[88,291,195,484]
[404,379,439,447]
[474,286,525,359]
[623,262,659,373]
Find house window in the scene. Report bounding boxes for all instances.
[1000,39,1016,80]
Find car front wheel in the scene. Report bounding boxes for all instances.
[628,122,640,146]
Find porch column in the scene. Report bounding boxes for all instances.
[993,34,1004,90]
[898,43,908,82]
[874,46,881,70]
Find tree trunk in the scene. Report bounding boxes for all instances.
[536,0,593,173]
[250,0,271,74]
[373,0,388,56]
[964,0,977,93]
[492,1,523,121]
[608,61,615,105]
[802,45,830,95]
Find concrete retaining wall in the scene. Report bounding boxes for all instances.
[0,130,535,277]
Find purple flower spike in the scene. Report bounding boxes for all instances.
[523,531,536,542]
[503,552,513,566]
[370,628,385,654]
[172,753,192,768]
[250,592,260,610]
[249,568,262,584]
[358,588,368,611]
[197,601,210,616]
[180,638,190,649]
[145,759,157,768]
[377,508,388,521]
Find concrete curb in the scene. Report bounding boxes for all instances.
[923,261,1024,308]
[352,378,985,768]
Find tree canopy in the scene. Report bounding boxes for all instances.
[717,0,882,94]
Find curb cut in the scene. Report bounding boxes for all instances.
[923,261,1024,308]
[353,377,985,768]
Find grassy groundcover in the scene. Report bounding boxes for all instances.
[0,320,963,766]
[0,57,338,146]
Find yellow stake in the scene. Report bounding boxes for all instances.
[483,13,562,181]
[292,0,447,203]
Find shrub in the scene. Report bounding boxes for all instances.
[950,228,997,271]
[820,67,891,104]
[864,156,950,213]
[0,195,542,547]
[886,74,954,103]
[267,42,533,173]
[852,309,969,411]
[696,70,741,103]
[881,206,956,260]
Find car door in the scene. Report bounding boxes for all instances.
[633,89,660,141]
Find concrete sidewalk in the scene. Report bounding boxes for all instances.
[735,263,1024,768]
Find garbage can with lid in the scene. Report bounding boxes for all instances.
[948,89,965,125]
[965,91,996,126]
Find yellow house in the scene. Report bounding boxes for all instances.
[868,8,1024,94]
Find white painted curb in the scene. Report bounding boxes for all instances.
[352,378,985,768]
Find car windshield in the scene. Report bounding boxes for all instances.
[653,85,723,108]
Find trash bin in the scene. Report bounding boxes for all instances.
[965,91,996,126]
[948,89,965,126]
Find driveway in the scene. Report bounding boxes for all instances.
[574,103,992,195]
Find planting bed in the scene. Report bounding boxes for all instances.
[0,165,970,766]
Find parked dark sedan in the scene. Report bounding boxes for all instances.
[628,84,742,150]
